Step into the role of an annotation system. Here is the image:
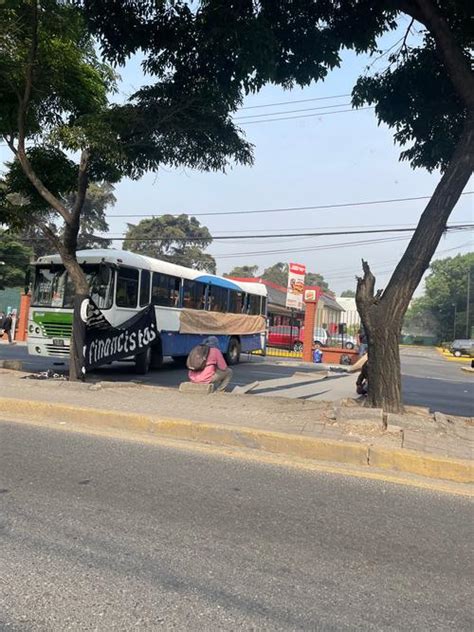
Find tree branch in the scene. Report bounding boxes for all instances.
[72,149,90,219]
[381,115,474,319]
[12,1,72,225]
[393,0,474,109]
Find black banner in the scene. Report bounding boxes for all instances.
[83,301,158,371]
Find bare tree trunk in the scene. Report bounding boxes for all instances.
[357,117,474,412]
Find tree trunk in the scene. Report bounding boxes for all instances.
[60,252,89,381]
[357,116,474,412]
[366,315,403,412]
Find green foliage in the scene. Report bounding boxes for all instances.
[1,181,115,258]
[123,214,216,273]
[83,1,472,171]
[403,253,474,340]
[0,0,252,278]
[341,289,356,298]
[224,265,259,278]
[305,271,329,292]
[0,230,33,288]
[261,262,329,290]
[261,262,288,287]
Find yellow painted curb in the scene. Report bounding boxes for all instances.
[369,446,473,484]
[435,347,472,363]
[1,397,472,485]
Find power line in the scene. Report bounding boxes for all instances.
[235,102,352,120]
[240,93,351,110]
[238,106,374,125]
[107,191,474,218]
[15,223,473,243]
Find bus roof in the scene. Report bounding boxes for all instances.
[35,249,267,297]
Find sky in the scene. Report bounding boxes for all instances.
[1,23,473,296]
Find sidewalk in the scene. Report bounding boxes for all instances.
[0,368,472,484]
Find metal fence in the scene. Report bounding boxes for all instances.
[260,309,362,359]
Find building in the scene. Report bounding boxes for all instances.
[228,277,345,332]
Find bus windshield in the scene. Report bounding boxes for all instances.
[32,264,114,309]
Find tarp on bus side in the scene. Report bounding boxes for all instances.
[179,309,265,336]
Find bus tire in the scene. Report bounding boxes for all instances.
[225,337,241,365]
[135,347,152,374]
[150,341,163,369]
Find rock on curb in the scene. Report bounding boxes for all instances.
[0,360,23,371]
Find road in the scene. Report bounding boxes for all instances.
[1,344,472,415]
[1,421,472,631]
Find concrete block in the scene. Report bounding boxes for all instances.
[434,411,452,425]
[334,406,384,423]
[179,382,214,394]
[232,381,260,395]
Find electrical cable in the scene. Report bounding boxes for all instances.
[106,191,474,218]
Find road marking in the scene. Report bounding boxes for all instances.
[2,416,472,498]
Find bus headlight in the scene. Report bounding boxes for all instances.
[35,327,41,334]
[28,324,34,333]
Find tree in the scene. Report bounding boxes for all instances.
[0,231,33,288]
[83,0,473,411]
[224,265,259,278]
[341,290,356,298]
[261,263,330,290]
[4,182,116,260]
[1,0,252,379]
[262,262,288,287]
[306,272,329,292]
[123,215,216,273]
[404,253,474,340]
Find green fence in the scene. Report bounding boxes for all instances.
[0,287,22,314]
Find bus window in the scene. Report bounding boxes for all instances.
[208,285,228,312]
[261,296,267,315]
[116,268,139,308]
[247,294,261,315]
[151,272,180,307]
[229,290,244,313]
[182,280,206,309]
[140,270,151,307]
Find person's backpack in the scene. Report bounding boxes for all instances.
[186,344,210,371]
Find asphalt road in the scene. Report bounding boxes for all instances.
[1,344,472,416]
[1,421,473,631]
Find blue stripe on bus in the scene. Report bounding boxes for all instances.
[160,332,263,356]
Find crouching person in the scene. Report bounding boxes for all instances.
[187,336,233,392]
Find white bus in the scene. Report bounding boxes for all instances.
[28,249,267,373]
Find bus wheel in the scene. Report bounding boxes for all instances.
[225,337,241,365]
[135,348,152,374]
[150,342,163,369]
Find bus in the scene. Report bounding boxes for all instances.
[28,249,267,373]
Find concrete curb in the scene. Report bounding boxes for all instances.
[1,396,472,485]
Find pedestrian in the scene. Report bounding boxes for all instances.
[356,360,368,396]
[3,312,13,344]
[0,311,5,338]
[187,335,233,392]
[358,326,368,356]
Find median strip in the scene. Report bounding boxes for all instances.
[1,396,472,485]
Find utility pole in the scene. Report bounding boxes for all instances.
[452,303,457,339]
[466,266,471,338]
